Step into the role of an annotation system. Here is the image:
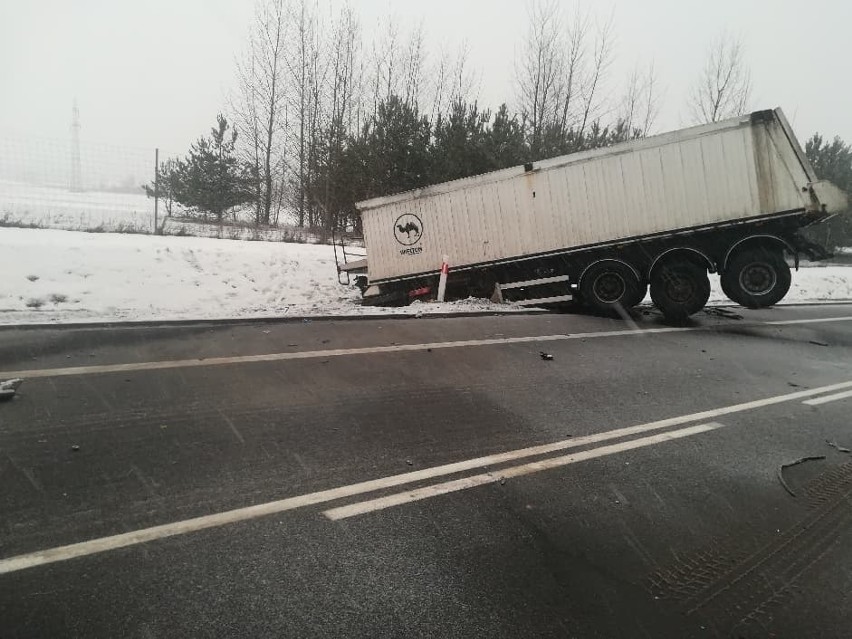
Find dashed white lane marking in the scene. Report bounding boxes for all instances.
[1,315,850,380]
[802,389,852,406]
[1,381,850,575]
[323,423,725,520]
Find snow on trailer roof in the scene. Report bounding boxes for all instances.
[355,108,792,213]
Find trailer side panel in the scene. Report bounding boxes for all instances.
[359,110,817,284]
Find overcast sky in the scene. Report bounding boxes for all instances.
[1,0,850,155]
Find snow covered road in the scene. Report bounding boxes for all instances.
[1,227,851,325]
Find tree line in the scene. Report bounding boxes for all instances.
[145,0,851,249]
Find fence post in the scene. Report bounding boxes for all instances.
[153,147,159,234]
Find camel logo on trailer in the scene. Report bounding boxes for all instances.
[394,213,424,251]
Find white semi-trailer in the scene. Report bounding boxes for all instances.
[343,109,847,319]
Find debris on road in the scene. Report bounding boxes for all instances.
[0,378,24,402]
[0,379,24,391]
[405,459,414,466]
[703,307,744,320]
[540,351,554,361]
[809,340,829,347]
[71,445,80,452]
[777,455,826,497]
[826,440,851,454]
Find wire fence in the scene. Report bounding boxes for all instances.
[0,135,320,242]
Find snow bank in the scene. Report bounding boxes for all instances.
[0,228,515,325]
[1,227,851,326]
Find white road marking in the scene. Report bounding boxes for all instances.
[1,381,850,575]
[802,389,852,406]
[764,316,852,325]
[0,328,690,379]
[1,315,850,380]
[324,423,725,520]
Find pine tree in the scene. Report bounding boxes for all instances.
[142,158,180,217]
[805,134,852,250]
[173,115,254,223]
[357,95,432,198]
[485,104,528,169]
[430,99,492,183]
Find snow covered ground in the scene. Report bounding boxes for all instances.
[0,228,505,324]
[0,180,318,242]
[1,227,851,326]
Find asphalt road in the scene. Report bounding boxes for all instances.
[1,305,852,638]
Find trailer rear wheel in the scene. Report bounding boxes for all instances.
[721,249,791,308]
[580,262,643,314]
[650,260,710,321]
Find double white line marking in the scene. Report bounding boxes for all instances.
[1,380,851,576]
[324,423,723,520]
[803,389,852,406]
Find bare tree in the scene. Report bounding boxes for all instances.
[515,1,617,153]
[319,4,361,231]
[620,61,661,137]
[515,0,564,154]
[448,41,478,107]
[285,0,327,227]
[428,39,478,122]
[689,32,752,123]
[577,11,615,136]
[233,0,289,226]
[367,14,400,120]
[402,22,425,110]
[556,4,590,135]
[428,44,450,123]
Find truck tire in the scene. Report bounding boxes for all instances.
[650,260,711,321]
[720,249,791,308]
[580,262,643,314]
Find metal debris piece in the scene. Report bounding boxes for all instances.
[0,378,24,392]
[809,340,829,347]
[540,351,554,361]
[406,459,414,466]
[777,455,826,497]
[0,378,23,402]
[71,445,80,452]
